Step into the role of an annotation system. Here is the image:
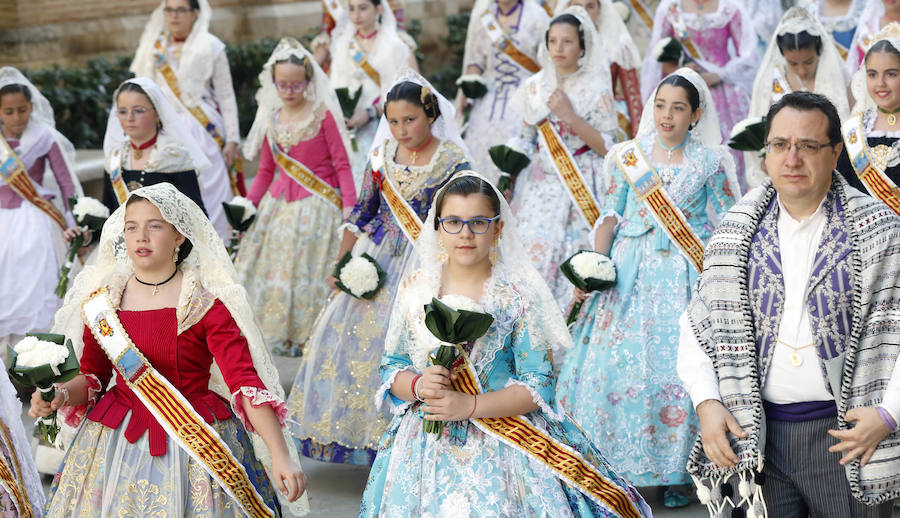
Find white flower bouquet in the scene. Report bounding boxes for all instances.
[56,196,110,298]
[728,116,767,154]
[421,295,494,435]
[332,251,386,299]
[489,141,531,194]
[222,196,257,259]
[653,37,684,64]
[560,250,617,325]
[8,333,80,446]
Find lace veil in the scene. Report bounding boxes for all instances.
[512,6,617,133]
[0,66,83,209]
[553,0,642,70]
[102,77,210,174]
[846,0,884,77]
[131,0,219,109]
[51,182,309,515]
[751,7,850,119]
[384,171,573,372]
[849,23,900,115]
[243,37,352,160]
[369,69,470,155]
[634,67,740,198]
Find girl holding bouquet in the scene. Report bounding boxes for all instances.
[328,0,417,187]
[0,67,82,356]
[33,183,309,517]
[359,173,651,518]
[286,71,470,466]
[236,38,357,357]
[509,7,619,308]
[101,78,211,215]
[556,69,737,507]
[131,0,242,240]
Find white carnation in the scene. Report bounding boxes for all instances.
[71,197,109,221]
[729,116,764,140]
[229,196,256,223]
[570,251,616,281]
[652,37,674,61]
[14,337,69,369]
[339,257,380,297]
[439,294,484,313]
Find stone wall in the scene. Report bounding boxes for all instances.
[1,0,473,70]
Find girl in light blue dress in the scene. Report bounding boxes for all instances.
[556,69,739,507]
[360,173,651,518]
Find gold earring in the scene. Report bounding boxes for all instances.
[173,245,180,263]
[438,242,449,264]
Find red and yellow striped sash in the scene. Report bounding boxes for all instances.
[842,114,900,217]
[537,119,601,228]
[369,146,422,243]
[153,36,244,195]
[84,289,275,518]
[270,136,342,211]
[448,351,645,518]
[0,135,66,229]
[615,141,705,271]
[0,422,32,518]
[480,13,541,74]
[349,39,382,87]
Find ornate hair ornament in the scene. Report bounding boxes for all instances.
[420,84,437,116]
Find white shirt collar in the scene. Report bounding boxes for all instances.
[775,193,828,230]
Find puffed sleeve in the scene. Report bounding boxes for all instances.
[462,17,489,73]
[344,158,382,234]
[202,300,287,432]
[210,49,241,144]
[59,326,112,427]
[322,110,357,209]
[376,325,416,415]
[504,310,562,421]
[46,142,76,212]
[246,136,276,206]
[706,162,738,218]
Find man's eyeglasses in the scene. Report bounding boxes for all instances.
[438,216,499,234]
[163,7,195,16]
[274,81,309,94]
[764,139,835,156]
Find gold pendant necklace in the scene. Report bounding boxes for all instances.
[877,106,900,125]
[776,338,816,367]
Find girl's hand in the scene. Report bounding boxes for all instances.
[326,275,339,290]
[572,288,587,303]
[700,72,722,87]
[547,89,577,125]
[63,226,86,243]
[270,454,308,502]
[223,142,239,170]
[347,107,370,129]
[28,388,66,418]
[417,365,451,399]
[422,390,476,422]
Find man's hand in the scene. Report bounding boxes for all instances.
[697,399,748,468]
[828,406,892,466]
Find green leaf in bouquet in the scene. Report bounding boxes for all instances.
[488,145,530,177]
[8,335,80,389]
[453,310,495,343]
[657,38,683,64]
[335,86,363,120]
[221,202,256,232]
[423,298,495,345]
[728,119,768,153]
[458,79,487,99]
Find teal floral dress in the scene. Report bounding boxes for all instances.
[556,135,737,486]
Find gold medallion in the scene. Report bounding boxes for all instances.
[133,147,143,160]
[890,114,897,126]
[127,181,142,191]
[790,352,803,367]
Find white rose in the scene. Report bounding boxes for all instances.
[71,197,110,221]
[14,338,69,370]
[229,196,256,223]
[570,251,616,281]
[652,37,674,61]
[729,116,764,140]
[439,294,484,313]
[339,256,380,297]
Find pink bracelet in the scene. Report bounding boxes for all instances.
[410,375,424,402]
[877,406,897,431]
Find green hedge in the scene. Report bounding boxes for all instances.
[23,15,468,149]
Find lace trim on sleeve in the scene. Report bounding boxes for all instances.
[375,367,415,415]
[504,378,564,421]
[59,374,103,428]
[230,386,288,433]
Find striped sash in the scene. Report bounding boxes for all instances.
[629,0,654,31]
[83,289,276,518]
[614,141,705,271]
[447,348,646,518]
[106,148,129,206]
[668,6,705,63]
[0,135,66,229]
[771,65,789,104]
[0,422,32,518]
[480,12,541,73]
[537,119,601,228]
[348,39,381,87]
[269,131,342,211]
[842,113,900,217]
[153,35,243,195]
[369,146,422,243]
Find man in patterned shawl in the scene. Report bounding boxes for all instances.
[677,92,900,517]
